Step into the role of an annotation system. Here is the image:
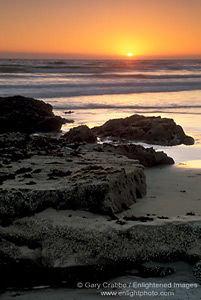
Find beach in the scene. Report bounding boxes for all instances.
[0,59,201,299]
[128,164,201,218]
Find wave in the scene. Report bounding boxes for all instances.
[53,103,201,112]
[1,59,201,100]
[1,73,201,82]
[1,58,201,74]
[1,83,201,99]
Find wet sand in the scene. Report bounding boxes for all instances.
[124,163,201,219]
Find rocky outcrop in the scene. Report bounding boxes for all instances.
[0,212,201,286]
[63,125,96,143]
[92,114,194,146]
[0,135,146,225]
[94,143,174,167]
[0,95,71,133]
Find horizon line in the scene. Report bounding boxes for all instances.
[0,51,201,60]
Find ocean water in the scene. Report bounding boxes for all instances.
[0,58,201,163]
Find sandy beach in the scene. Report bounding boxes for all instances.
[123,163,201,219]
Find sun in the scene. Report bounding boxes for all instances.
[127,53,133,57]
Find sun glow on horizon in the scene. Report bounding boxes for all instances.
[1,0,201,59]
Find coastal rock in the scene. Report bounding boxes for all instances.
[63,125,97,143]
[92,114,194,146]
[0,95,65,133]
[0,213,201,285]
[96,143,174,167]
[34,116,63,132]
[193,261,201,283]
[0,141,146,225]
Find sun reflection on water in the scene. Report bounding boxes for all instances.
[178,160,201,169]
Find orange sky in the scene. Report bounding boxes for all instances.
[1,0,201,59]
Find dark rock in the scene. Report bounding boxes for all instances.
[0,95,64,133]
[16,167,33,174]
[99,143,174,167]
[123,215,154,222]
[63,125,97,143]
[1,216,201,287]
[22,174,33,179]
[48,169,72,177]
[129,265,174,278]
[0,173,15,185]
[92,114,194,146]
[32,169,42,174]
[193,261,201,282]
[64,111,74,114]
[11,151,27,161]
[26,181,37,185]
[34,116,63,132]
[186,212,195,216]
[62,117,74,124]
[0,132,30,148]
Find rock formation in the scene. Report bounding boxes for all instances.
[0,111,197,288]
[92,114,194,146]
[63,125,97,143]
[94,143,174,167]
[0,95,70,133]
[0,133,146,225]
[1,212,201,286]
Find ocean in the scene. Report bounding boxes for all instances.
[0,58,201,163]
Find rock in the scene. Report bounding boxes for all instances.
[97,143,174,167]
[92,114,194,146]
[0,213,201,286]
[63,125,97,143]
[64,110,74,114]
[34,116,63,132]
[129,264,174,278]
[0,95,65,133]
[123,215,154,222]
[0,142,146,225]
[193,261,201,283]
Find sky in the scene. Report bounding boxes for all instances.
[0,0,201,59]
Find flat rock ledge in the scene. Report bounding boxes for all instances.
[92,114,194,146]
[1,212,201,286]
[0,139,146,225]
[95,143,174,167]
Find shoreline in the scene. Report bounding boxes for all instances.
[124,164,201,218]
[1,96,201,299]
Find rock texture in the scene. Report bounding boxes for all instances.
[0,95,69,133]
[94,143,174,167]
[1,211,201,285]
[63,125,97,143]
[0,129,199,288]
[92,114,194,146]
[0,134,146,225]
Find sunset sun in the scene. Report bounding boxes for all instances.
[127,53,133,57]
